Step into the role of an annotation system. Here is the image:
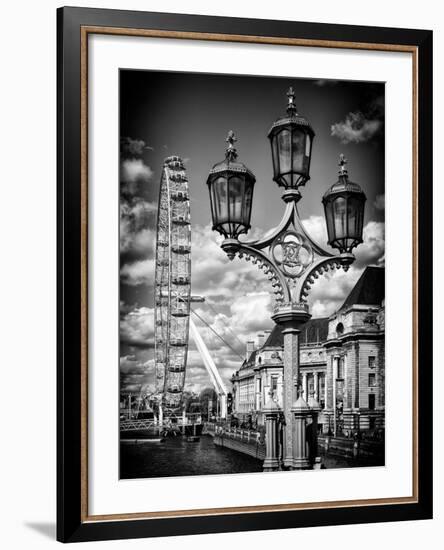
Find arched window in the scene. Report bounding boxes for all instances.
[336,322,344,337]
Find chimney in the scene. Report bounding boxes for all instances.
[246,340,255,360]
[257,333,265,349]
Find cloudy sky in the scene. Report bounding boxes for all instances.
[119,70,385,396]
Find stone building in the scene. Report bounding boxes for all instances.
[231,266,385,434]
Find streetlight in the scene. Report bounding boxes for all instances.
[268,87,315,197]
[206,88,366,469]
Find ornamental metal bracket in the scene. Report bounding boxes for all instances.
[221,200,355,304]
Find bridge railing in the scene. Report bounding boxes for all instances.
[120,419,155,431]
[205,422,264,445]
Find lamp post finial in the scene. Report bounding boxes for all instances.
[338,153,348,176]
[225,130,238,161]
[286,86,297,115]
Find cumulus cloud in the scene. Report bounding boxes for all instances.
[355,221,385,268]
[120,198,156,261]
[120,158,153,191]
[120,355,150,374]
[120,258,154,287]
[300,215,328,249]
[119,136,154,196]
[306,219,385,316]
[331,112,382,144]
[308,269,362,317]
[120,306,154,347]
[331,95,384,145]
[120,137,148,157]
[191,224,275,303]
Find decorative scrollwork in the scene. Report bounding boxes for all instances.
[238,246,288,302]
[297,257,343,303]
[271,230,313,278]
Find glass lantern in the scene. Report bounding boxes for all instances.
[268,87,315,190]
[322,155,366,254]
[207,131,256,240]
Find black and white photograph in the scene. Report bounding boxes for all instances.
[119,70,386,479]
[0,0,437,545]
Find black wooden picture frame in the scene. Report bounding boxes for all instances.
[57,6,433,543]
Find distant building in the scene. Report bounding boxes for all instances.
[231,266,385,434]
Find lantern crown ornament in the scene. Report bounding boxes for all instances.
[322,154,367,255]
[268,87,315,193]
[207,131,256,250]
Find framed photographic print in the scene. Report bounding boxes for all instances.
[57,6,433,543]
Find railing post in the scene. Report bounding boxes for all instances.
[307,393,322,469]
[263,394,281,472]
[291,393,311,470]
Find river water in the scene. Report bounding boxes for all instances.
[120,435,370,479]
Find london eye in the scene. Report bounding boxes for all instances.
[154,156,191,412]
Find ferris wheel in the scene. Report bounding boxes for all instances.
[154,156,191,411]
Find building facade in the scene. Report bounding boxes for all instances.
[231,266,385,435]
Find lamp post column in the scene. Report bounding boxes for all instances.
[272,302,311,469]
[333,357,338,437]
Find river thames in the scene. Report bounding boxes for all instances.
[120,435,372,479]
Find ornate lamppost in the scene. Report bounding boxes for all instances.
[206,87,366,469]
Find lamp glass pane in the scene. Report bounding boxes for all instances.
[291,129,305,173]
[333,196,347,240]
[278,129,291,175]
[305,133,311,157]
[228,176,245,224]
[271,135,280,179]
[243,180,253,226]
[324,201,335,244]
[213,176,228,224]
[347,197,358,238]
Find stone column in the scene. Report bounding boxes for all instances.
[263,394,281,472]
[281,327,299,468]
[333,357,338,436]
[255,374,262,411]
[291,392,311,469]
[324,372,328,408]
[272,303,311,469]
[302,372,308,402]
[314,372,319,402]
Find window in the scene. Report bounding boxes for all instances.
[368,356,376,369]
[308,378,314,396]
[271,376,278,393]
[336,322,344,337]
[319,375,326,409]
[368,373,376,387]
[337,357,344,379]
[368,394,375,410]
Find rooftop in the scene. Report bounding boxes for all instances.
[339,266,385,311]
[261,317,329,351]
